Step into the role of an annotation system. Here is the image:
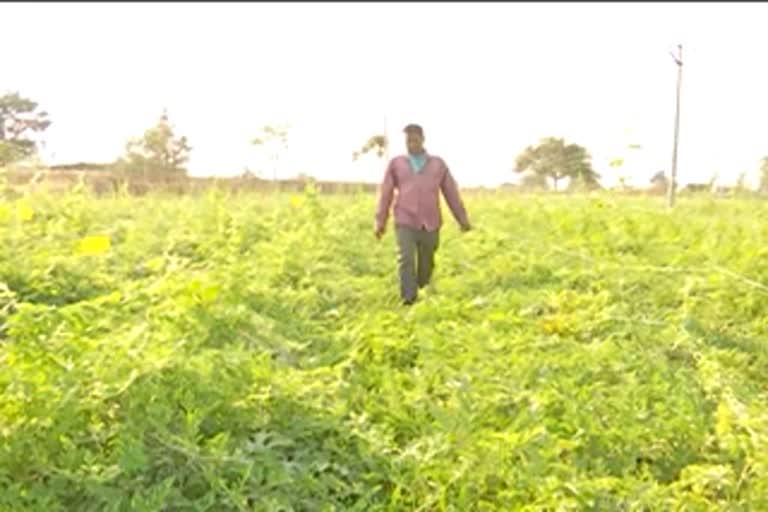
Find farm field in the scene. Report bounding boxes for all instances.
[1,186,767,511]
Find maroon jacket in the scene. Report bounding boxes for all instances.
[375,153,470,232]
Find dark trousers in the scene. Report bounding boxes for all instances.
[395,225,440,302]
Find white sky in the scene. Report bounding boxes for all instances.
[3,2,768,188]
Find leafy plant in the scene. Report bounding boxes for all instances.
[353,134,388,161]
[1,187,767,510]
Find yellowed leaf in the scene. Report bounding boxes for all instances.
[146,257,165,272]
[199,285,220,304]
[17,202,34,222]
[77,235,111,256]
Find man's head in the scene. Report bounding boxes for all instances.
[403,124,425,155]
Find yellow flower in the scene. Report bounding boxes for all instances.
[77,235,111,256]
[17,202,34,222]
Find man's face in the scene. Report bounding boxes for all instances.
[406,132,424,154]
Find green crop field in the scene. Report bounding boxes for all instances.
[1,185,767,511]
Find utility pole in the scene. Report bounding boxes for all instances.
[668,44,683,208]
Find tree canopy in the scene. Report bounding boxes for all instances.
[115,110,191,176]
[353,134,388,161]
[252,124,290,181]
[0,92,51,165]
[515,137,600,191]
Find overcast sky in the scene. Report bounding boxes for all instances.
[3,2,768,187]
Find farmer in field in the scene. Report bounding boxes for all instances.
[375,124,471,305]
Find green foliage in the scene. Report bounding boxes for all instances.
[251,125,289,149]
[610,142,643,190]
[353,135,388,161]
[516,138,600,191]
[252,125,289,181]
[0,140,32,165]
[0,92,51,165]
[2,189,768,510]
[519,172,549,191]
[760,157,768,193]
[115,111,190,176]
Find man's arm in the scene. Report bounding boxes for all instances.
[440,163,471,231]
[374,160,396,237]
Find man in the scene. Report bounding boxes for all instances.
[374,124,471,305]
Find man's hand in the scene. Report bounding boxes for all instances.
[460,222,472,233]
[374,225,385,240]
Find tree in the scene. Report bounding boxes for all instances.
[650,170,669,193]
[760,157,768,193]
[252,124,289,182]
[609,158,627,189]
[735,171,748,195]
[609,143,642,190]
[608,128,643,190]
[353,134,388,161]
[515,137,599,191]
[519,171,548,190]
[116,110,191,176]
[0,92,51,165]
[707,171,720,193]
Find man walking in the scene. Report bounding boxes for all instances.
[375,124,471,305]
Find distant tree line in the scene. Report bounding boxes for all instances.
[1,92,191,177]
[4,90,768,194]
